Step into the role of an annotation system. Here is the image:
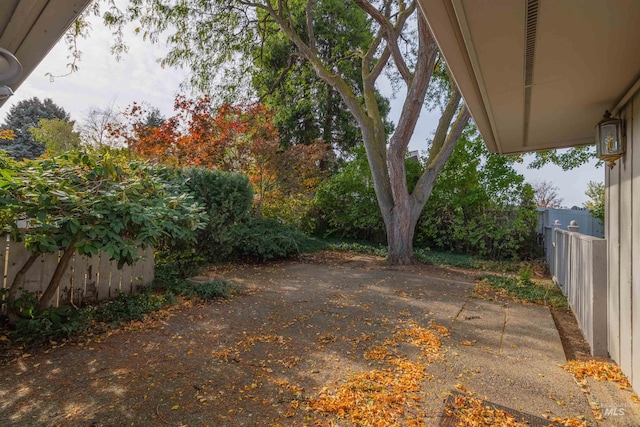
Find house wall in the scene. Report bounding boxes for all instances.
[607,89,640,389]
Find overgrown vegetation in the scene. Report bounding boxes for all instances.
[0,149,206,320]
[5,267,236,343]
[479,273,567,310]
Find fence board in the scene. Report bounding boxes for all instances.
[5,240,30,293]
[83,255,99,303]
[120,263,133,295]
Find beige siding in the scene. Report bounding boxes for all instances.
[607,90,640,389]
[633,93,640,386]
[608,126,621,363]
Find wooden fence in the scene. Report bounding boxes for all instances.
[1,236,154,313]
[545,226,607,356]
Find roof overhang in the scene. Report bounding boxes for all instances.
[417,0,640,154]
[0,0,92,109]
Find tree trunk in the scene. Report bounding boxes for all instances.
[386,207,420,264]
[6,251,41,324]
[37,242,76,311]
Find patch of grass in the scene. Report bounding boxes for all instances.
[326,241,389,257]
[414,248,521,272]
[479,274,567,310]
[153,263,235,300]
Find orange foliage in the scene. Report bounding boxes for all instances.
[115,96,328,211]
[0,129,15,141]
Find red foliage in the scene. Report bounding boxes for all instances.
[116,96,328,211]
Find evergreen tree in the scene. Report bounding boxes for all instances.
[1,97,70,160]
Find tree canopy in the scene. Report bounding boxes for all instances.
[584,181,605,223]
[0,97,70,160]
[29,118,82,155]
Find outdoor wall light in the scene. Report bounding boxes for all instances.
[0,85,13,99]
[0,47,22,99]
[595,110,625,168]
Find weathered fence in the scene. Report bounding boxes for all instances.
[1,236,154,313]
[546,223,607,356]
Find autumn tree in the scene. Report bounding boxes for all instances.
[94,0,470,264]
[118,97,327,215]
[533,180,564,209]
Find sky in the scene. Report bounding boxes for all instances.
[0,10,603,208]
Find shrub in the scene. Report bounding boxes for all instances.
[182,167,253,262]
[11,291,93,342]
[93,292,176,327]
[230,218,313,262]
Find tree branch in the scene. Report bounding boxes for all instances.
[262,1,370,129]
[6,251,41,324]
[259,54,299,101]
[354,0,416,84]
[412,101,471,212]
[306,0,317,52]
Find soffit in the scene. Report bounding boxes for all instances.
[418,0,640,154]
[0,0,92,109]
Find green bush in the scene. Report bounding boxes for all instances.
[183,167,253,260]
[156,167,254,273]
[312,146,387,241]
[416,129,539,260]
[93,292,176,327]
[11,293,93,343]
[230,218,313,262]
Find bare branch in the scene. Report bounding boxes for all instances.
[354,0,416,84]
[425,88,462,169]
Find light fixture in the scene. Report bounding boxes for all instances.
[0,48,22,100]
[595,110,625,168]
[0,85,13,99]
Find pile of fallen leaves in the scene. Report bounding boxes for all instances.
[444,389,588,427]
[443,393,531,427]
[563,359,631,389]
[309,320,449,426]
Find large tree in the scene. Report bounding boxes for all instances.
[251,3,392,157]
[94,0,470,264]
[0,97,70,160]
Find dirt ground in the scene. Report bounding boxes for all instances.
[0,252,597,426]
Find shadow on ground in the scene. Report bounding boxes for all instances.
[1,252,638,426]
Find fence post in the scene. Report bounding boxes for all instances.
[552,220,561,280]
[568,220,580,233]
